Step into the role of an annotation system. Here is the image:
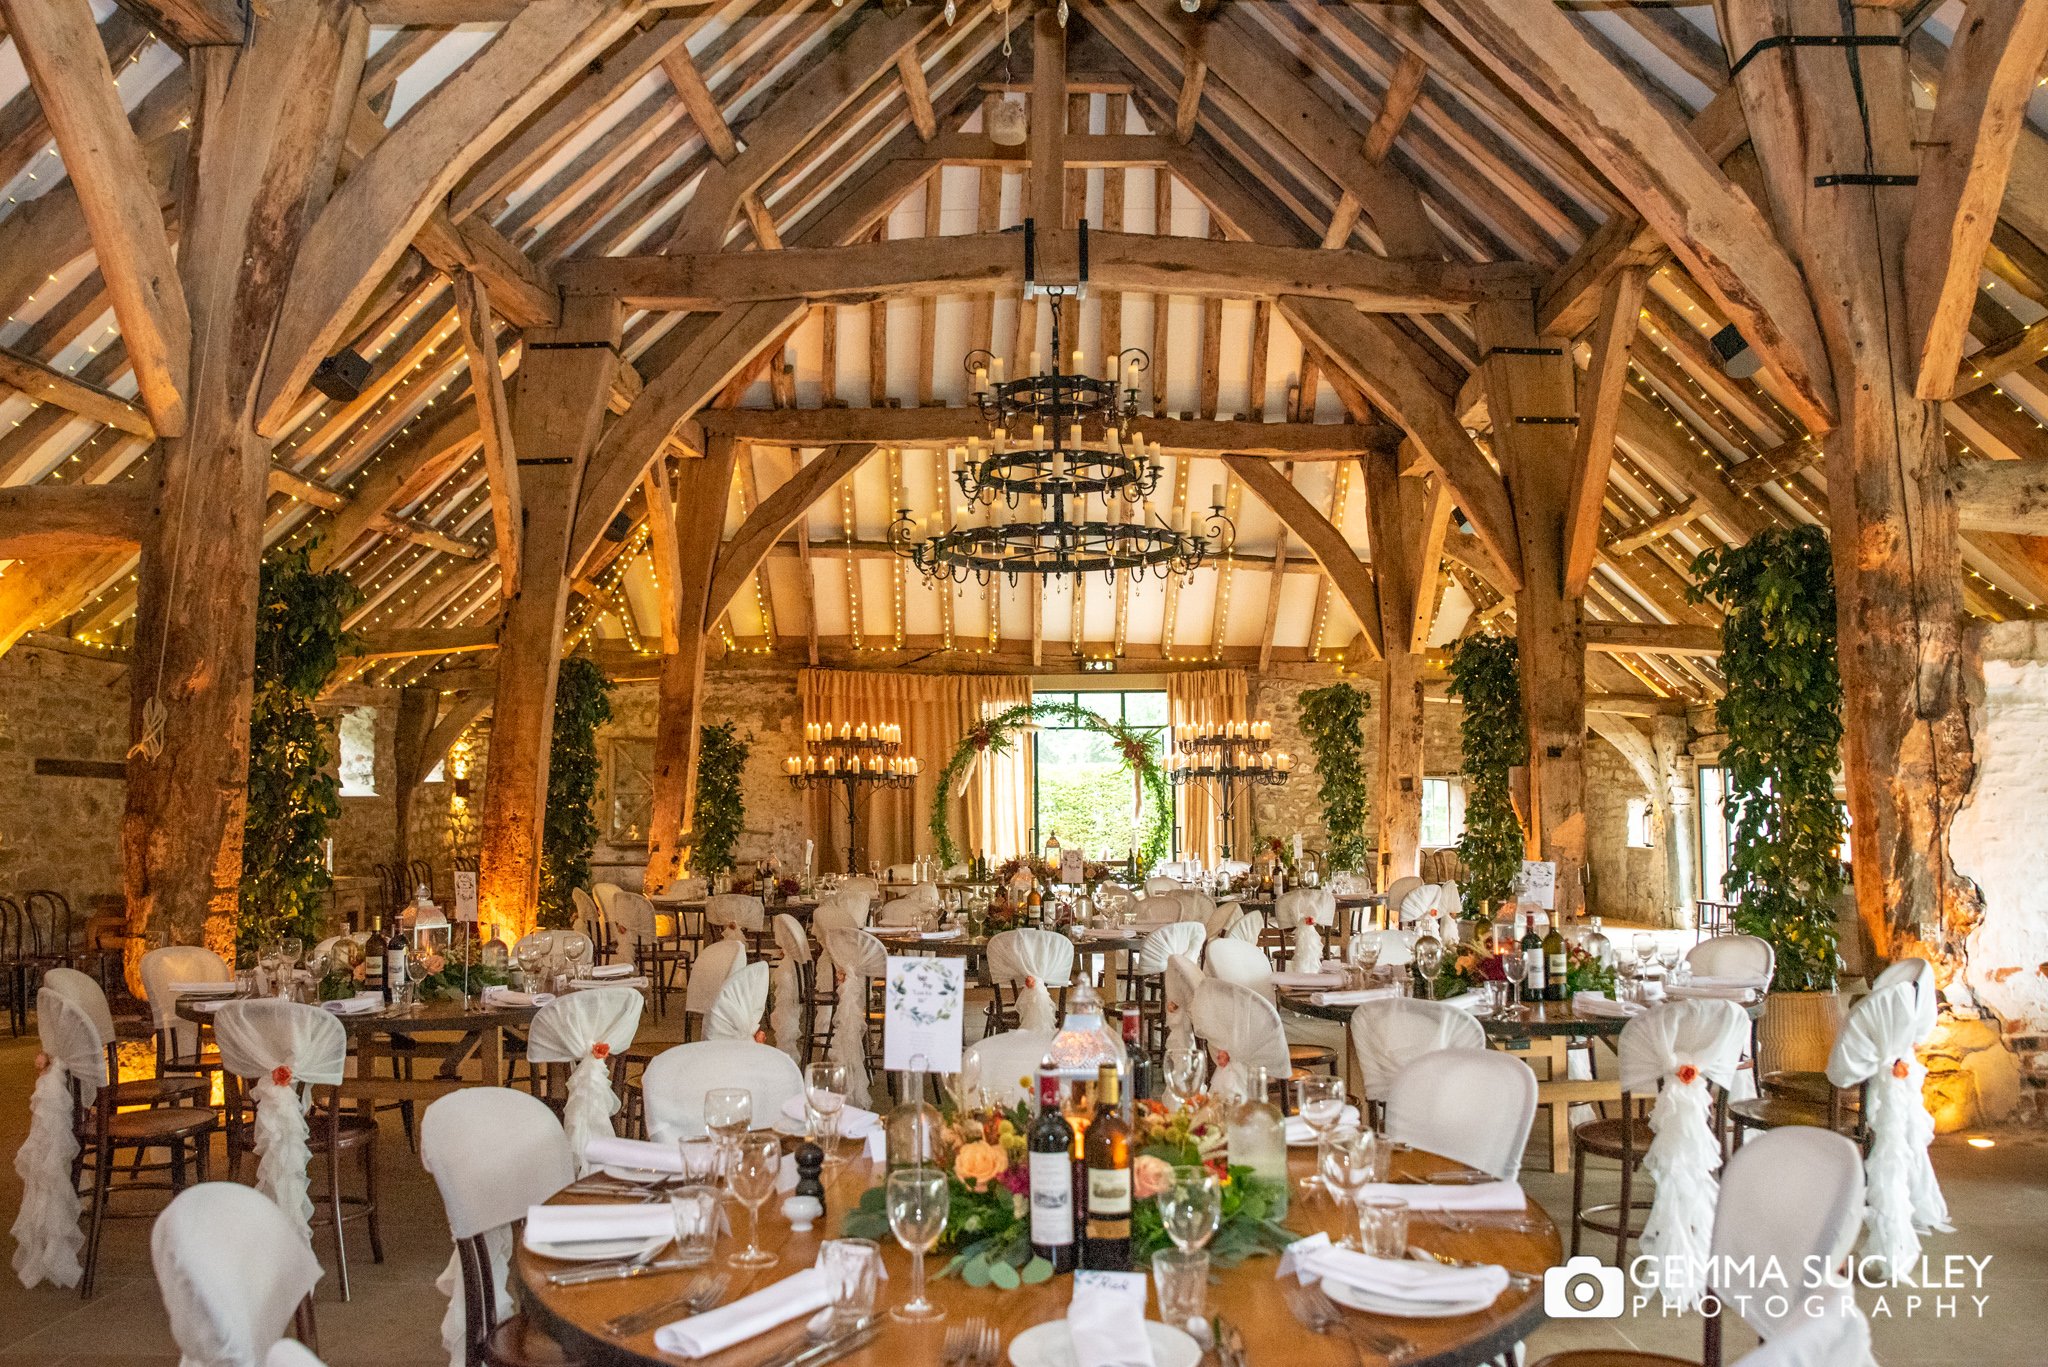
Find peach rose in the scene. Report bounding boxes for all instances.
[1132,1154,1175,1201]
[953,1139,1008,1190]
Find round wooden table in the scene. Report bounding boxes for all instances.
[516,1145,1558,1367]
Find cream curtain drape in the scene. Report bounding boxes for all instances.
[1168,669,1251,866]
[799,671,1034,873]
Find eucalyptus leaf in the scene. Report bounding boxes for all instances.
[988,1259,1021,1290]
[1019,1256,1053,1285]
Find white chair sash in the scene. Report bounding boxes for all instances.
[1203,937,1273,993]
[1277,887,1333,973]
[211,1001,348,1242]
[821,927,887,1108]
[141,944,232,1059]
[1732,1302,1878,1367]
[1138,922,1206,974]
[525,987,643,1176]
[686,938,748,1018]
[1397,882,1442,927]
[964,1030,1059,1107]
[420,1089,573,1367]
[1826,978,1949,1274]
[769,914,809,1062]
[151,1182,324,1367]
[13,987,104,1288]
[1190,977,1288,1100]
[1347,998,1486,1103]
[1164,954,1204,1058]
[987,929,1074,1033]
[641,1041,803,1142]
[707,962,771,1041]
[1619,998,1750,1310]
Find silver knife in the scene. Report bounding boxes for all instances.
[768,1321,881,1367]
[549,1258,696,1287]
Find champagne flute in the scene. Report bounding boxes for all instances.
[1157,1165,1222,1252]
[704,1087,752,1184]
[1293,1076,1348,1193]
[885,1167,949,1323]
[725,1132,782,1269]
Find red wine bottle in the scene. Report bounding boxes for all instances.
[1028,1068,1077,1273]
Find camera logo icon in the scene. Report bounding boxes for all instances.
[1544,1256,1625,1319]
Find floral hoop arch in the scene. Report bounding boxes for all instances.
[929,700,1172,870]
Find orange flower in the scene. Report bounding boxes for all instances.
[1024,976,1039,990]
[271,1066,293,1087]
[1675,1064,1699,1086]
[1893,1058,1910,1080]
[953,1139,1007,1190]
[33,1051,50,1076]
[1213,1049,1231,1069]
[591,1042,611,1061]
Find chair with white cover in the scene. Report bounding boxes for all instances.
[1685,932,1774,985]
[1569,998,1749,1303]
[640,1041,804,1142]
[682,938,746,1042]
[820,927,886,1108]
[1144,876,1183,895]
[1221,911,1264,945]
[1190,978,1290,1102]
[837,877,882,902]
[42,965,209,1110]
[1203,937,1273,994]
[1348,997,1487,1117]
[611,889,684,1016]
[1277,887,1335,972]
[878,883,940,927]
[964,1030,1059,1107]
[1381,877,1426,922]
[269,1340,330,1367]
[1198,897,1236,940]
[986,928,1074,1034]
[769,914,814,1064]
[705,962,771,1042]
[420,1088,576,1367]
[1825,976,1949,1277]
[1396,882,1443,930]
[211,1000,375,1297]
[1760,956,1927,1133]
[1163,954,1204,1059]
[1386,1047,1537,1180]
[140,944,234,1081]
[1128,922,1205,1050]
[570,887,611,964]
[525,987,642,1176]
[1358,928,1417,967]
[704,894,765,942]
[152,1182,323,1367]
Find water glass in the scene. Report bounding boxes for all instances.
[1359,1194,1410,1259]
[885,1167,949,1324]
[669,1186,720,1266]
[1151,1248,1210,1334]
[725,1132,782,1269]
[1157,1165,1221,1252]
[676,1140,719,1185]
[819,1238,883,1330]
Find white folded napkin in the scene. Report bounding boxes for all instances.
[1438,989,1490,1012]
[920,928,964,941]
[1070,1270,1154,1367]
[1663,982,1759,1002]
[480,986,557,1008]
[320,994,385,1016]
[570,976,648,990]
[523,1202,674,1246]
[653,1266,832,1359]
[1271,971,1346,989]
[1307,985,1398,1007]
[169,981,239,997]
[778,1096,883,1137]
[586,963,637,979]
[584,1136,684,1173]
[1353,1180,1525,1212]
[186,999,228,1013]
[1284,1105,1360,1144]
[1571,991,1644,1019]
[1280,1232,1508,1306]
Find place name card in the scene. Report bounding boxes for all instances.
[883,954,965,1074]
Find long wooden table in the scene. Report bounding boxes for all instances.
[517,1144,1558,1367]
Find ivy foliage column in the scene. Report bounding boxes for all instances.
[690,721,751,878]
[1689,526,1846,992]
[1298,683,1371,872]
[240,548,358,959]
[538,656,613,929]
[1446,634,1526,914]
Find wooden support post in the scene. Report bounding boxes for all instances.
[1362,441,1448,887]
[392,686,439,879]
[644,438,739,895]
[121,2,358,968]
[1476,297,1587,917]
[1719,0,1979,958]
[476,295,622,939]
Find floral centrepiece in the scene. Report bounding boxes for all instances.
[1425,938,1617,999]
[841,1094,1294,1288]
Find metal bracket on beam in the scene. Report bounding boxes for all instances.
[517,457,574,466]
[1812,174,1918,188]
[1728,33,1901,78]
[1478,346,1565,362]
[1513,416,1579,426]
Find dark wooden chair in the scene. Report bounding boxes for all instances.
[1568,1085,1730,1266]
[223,1074,385,1301]
[0,895,31,1036]
[450,1220,580,1367]
[74,1065,217,1299]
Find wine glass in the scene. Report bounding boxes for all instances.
[1319,1127,1376,1251]
[1633,934,1657,976]
[1163,1042,1208,1107]
[704,1087,752,1182]
[280,936,304,971]
[404,956,429,1011]
[725,1132,782,1269]
[1157,1166,1222,1252]
[1499,950,1526,1008]
[516,941,543,989]
[1293,1076,1348,1193]
[805,1062,848,1153]
[1658,944,1681,980]
[1413,936,1443,995]
[885,1167,949,1323]
[566,934,593,977]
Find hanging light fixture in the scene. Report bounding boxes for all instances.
[891,219,1233,585]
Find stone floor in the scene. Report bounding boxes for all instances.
[0,1014,2038,1366]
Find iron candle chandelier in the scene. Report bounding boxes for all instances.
[785,722,921,874]
[1165,720,1294,863]
[890,219,1234,585]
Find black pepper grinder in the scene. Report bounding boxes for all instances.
[793,1141,826,1216]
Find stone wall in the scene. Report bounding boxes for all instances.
[1582,737,1664,923]
[0,644,129,911]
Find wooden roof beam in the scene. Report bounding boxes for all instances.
[691,405,1399,455]
[1223,453,1382,660]
[0,483,151,558]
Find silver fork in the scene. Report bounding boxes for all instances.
[601,1271,730,1337]
[941,1322,975,1367]
[967,1318,1000,1367]
[1301,1282,1414,1363]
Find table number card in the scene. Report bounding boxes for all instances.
[1514,860,1557,911]
[1060,848,1084,885]
[883,955,964,1073]
[452,869,478,922]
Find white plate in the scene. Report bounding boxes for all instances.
[597,1165,676,1185]
[1285,1105,1361,1146]
[522,1233,669,1264]
[1319,1276,1499,1319]
[1007,1320,1201,1367]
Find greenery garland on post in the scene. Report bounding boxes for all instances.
[1297,683,1371,870]
[1689,525,1845,992]
[1446,633,1526,913]
[239,547,358,958]
[538,656,613,928]
[690,721,751,877]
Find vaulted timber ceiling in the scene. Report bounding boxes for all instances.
[1,0,2046,705]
